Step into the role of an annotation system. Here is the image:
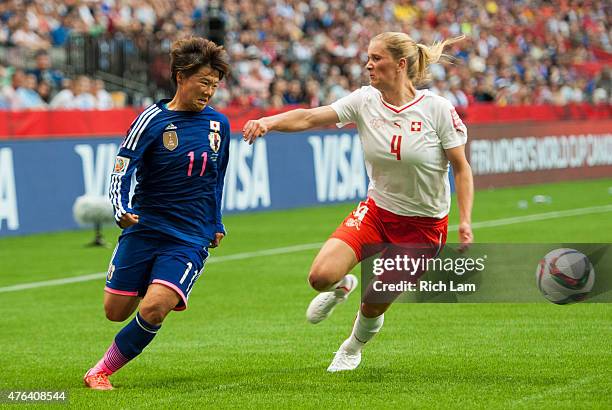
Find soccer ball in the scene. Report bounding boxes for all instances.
[536,248,595,304]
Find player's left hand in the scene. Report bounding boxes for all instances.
[242,119,269,144]
[457,222,473,253]
[209,232,225,248]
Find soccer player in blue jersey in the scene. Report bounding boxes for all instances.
[83,37,231,390]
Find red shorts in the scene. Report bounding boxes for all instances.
[331,197,448,261]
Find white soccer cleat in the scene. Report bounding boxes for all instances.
[327,340,362,372]
[306,274,358,324]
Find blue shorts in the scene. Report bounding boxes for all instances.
[105,228,209,311]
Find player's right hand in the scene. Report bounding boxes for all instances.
[119,212,139,228]
[242,119,269,145]
[457,222,473,253]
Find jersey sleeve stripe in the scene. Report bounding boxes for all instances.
[109,174,120,220]
[126,107,161,151]
[109,174,126,221]
[121,104,157,148]
[122,105,160,150]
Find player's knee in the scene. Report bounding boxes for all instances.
[139,303,169,326]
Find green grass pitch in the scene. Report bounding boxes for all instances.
[0,178,611,408]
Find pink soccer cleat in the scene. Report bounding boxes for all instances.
[83,370,114,390]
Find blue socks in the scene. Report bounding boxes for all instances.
[114,312,161,360]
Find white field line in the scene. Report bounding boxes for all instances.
[464,204,612,230]
[1,204,610,294]
[508,375,597,406]
[0,243,324,294]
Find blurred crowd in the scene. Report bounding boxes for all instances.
[0,50,116,109]
[1,0,611,110]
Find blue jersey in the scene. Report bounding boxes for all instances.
[109,99,230,247]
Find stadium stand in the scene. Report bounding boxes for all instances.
[0,0,610,109]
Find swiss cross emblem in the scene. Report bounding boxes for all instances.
[411,121,422,132]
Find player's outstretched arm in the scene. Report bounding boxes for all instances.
[242,106,339,144]
[445,145,474,251]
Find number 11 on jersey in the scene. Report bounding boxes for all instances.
[187,151,208,176]
[391,135,402,160]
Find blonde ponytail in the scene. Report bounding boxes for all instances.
[413,36,464,85]
[373,32,465,86]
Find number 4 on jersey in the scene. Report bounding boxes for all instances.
[390,135,402,160]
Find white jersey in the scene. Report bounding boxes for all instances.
[331,86,467,218]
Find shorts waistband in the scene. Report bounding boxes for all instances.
[364,197,449,228]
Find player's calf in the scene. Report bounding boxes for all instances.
[105,307,135,322]
[104,292,140,322]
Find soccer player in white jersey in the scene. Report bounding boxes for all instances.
[243,32,474,372]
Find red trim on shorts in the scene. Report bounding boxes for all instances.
[380,94,425,113]
[151,279,188,311]
[104,286,138,297]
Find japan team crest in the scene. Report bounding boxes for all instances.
[163,131,179,151]
[209,131,221,153]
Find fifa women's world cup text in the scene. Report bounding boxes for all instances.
[83,37,231,390]
[243,32,474,372]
